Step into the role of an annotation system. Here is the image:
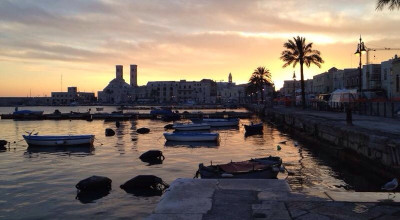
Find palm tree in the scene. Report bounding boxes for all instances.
[249,67,273,103]
[376,0,400,10]
[245,83,257,103]
[280,36,324,109]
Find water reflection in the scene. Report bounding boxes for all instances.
[244,131,264,137]
[120,188,164,197]
[25,146,94,157]
[76,190,110,204]
[165,141,219,148]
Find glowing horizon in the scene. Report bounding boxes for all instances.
[1,0,400,97]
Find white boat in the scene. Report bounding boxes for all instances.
[191,118,239,127]
[173,123,211,131]
[163,132,219,142]
[23,135,95,147]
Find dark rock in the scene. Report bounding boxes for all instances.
[76,175,112,192]
[164,124,174,129]
[139,150,165,165]
[105,128,115,136]
[0,140,7,146]
[137,127,150,134]
[120,175,168,191]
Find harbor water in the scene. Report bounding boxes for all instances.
[0,107,385,219]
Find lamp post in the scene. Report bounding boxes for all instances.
[293,71,296,107]
[354,36,366,93]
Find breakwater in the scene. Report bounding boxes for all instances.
[0,111,252,120]
[252,105,400,178]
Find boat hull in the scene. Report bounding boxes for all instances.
[199,167,279,179]
[23,135,95,147]
[163,133,219,142]
[191,118,239,127]
[173,123,211,131]
[244,123,263,133]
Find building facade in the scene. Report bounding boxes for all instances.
[312,67,338,94]
[51,86,96,105]
[391,56,400,99]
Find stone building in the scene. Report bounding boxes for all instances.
[313,67,338,94]
[343,68,360,90]
[51,86,96,105]
[362,64,382,91]
[98,65,132,104]
[391,56,400,99]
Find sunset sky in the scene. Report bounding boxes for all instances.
[1,0,400,97]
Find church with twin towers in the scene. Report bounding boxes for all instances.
[97,64,247,104]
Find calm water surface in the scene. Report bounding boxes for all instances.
[0,108,384,219]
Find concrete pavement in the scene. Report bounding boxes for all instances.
[146,179,400,220]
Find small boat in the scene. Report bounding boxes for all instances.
[191,118,239,127]
[244,123,263,133]
[197,156,282,179]
[163,132,219,142]
[162,113,180,122]
[96,107,104,111]
[150,107,173,115]
[13,110,44,116]
[173,123,211,131]
[23,135,95,147]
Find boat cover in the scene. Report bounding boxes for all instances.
[218,161,269,173]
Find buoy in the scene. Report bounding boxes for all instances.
[277,145,281,151]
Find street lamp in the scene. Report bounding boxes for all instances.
[292,71,296,107]
[355,35,366,93]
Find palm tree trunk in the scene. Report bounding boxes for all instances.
[300,62,306,109]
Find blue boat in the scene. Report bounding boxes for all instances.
[13,110,44,116]
[163,132,219,142]
[150,108,173,115]
[244,122,263,133]
[23,135,95,147]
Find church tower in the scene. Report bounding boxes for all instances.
[130,64,137,87]
[228,72,232,83]
[116,65,123,79]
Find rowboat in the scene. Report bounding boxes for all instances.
[191,118,239,127]
[173,123,211,131]
[163,132,219,142]
[244,122,263,133]
[13,110,44,116]
[196,156,282,179]
[23,135,95,147]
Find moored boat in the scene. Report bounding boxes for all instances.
[244,122,263,133]
[191,118,239,127]
[163,132,219,142]
[173,123,211,131]
[13,110,44,116]
[197,156,282,179]
[23,135,95,147]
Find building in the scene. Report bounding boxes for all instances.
[391,55,400,99]
[343,68,360,90]
[362,64,381,91]
[98,65,133,104]
[51,86,96,105]
[280,80,301,97]
[313,67,338,94]
[130,65,138,87]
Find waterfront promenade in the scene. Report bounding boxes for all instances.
[146,179,400,220]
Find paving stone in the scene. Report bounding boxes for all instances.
[288,209,309,219]
[252,209,291,220]
[326,192,400,203]
[253,201,286,210]
[295,213,331,220]
[145,214,203,220]
[310,202,381,220]
[258,191,331,202]
[213,189,257,205]
[204,203,253,220]
[369,204,400,216]
[218,179,291,192]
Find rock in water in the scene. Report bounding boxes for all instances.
[139,150,165,164]
[137,127,150,134]
[0,140,7,150]
[164,124,174,129]
[76,175,112,192]
[105,128,115,136]
[120,175,168,191]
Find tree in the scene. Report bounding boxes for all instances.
[280,36,324,109]
[376,0,400,10]
[249,67,273,103]
[245,83,257,103]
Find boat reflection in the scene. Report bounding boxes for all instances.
[245,131,264,137]
[165,140,219,148]
[25,146,94,157]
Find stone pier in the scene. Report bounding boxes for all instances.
[263,107,400,177]
[146,178,400,220]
